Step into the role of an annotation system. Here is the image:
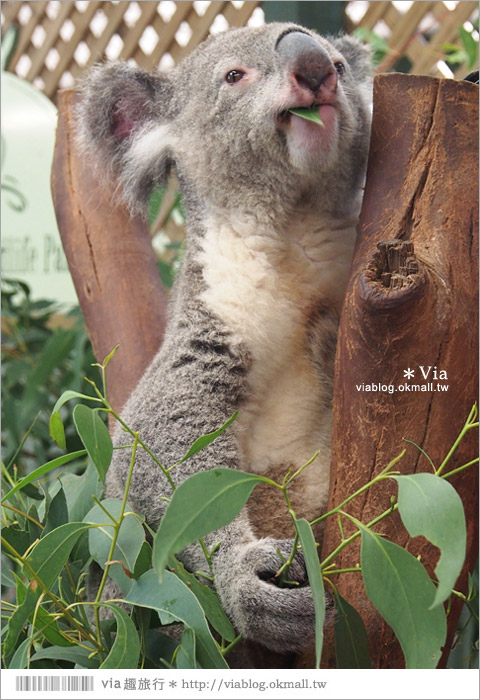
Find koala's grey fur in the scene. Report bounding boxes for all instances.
[77,22,372,663]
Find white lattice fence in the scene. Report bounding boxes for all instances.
[1,1,263,98]
[346,1,478,78]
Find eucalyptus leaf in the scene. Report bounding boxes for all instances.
[27,505,42,543]
[9,638,31,670]
[333,591,371,669]
[133,541,152,579]
[30,645,99,669]
[359,523,446,668]
[176,626,197,669]
[125,569,228,669]
[2,450,87,502]
[15,575,73,648]
[145,629,179,668]
[3,522,93,656]
[289,107,324,125]
[26,522,94,589]
[99,603,140,669]
[174,412,238,466]
[84,499,145,595]
[49,411,66,450]
[73,404,112,480]
[1,567,16,588]
[153,468,264,576]
[21,483,44,501]
[459,26,478,69]
[62,459,102,522]
[51,389,102,415]
[393,473,466,608]
[169,555,235,642]
[43,487,68,536]
[2,526,30,557]
[21,330,77,424]
[294,517,324,668]
[101,344,120,369]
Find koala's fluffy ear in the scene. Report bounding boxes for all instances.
[333,35,372,83]
[76,62,176,214]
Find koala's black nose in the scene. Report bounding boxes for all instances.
[276,30,336,96]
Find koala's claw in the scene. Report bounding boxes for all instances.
[252,539,308,586]
[214,538,320,653]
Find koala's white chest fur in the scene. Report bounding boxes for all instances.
[198,212,356,520]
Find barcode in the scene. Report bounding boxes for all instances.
[15,676,94,692]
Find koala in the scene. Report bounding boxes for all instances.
[77,22,372,663]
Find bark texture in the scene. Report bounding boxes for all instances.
[321,74,479,668]
[51,90,168,414]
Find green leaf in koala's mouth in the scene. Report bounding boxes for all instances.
[288,107,324,126]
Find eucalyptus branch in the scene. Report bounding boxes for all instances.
[221,633,243,657]
[318,413,478,573]
[84,365,175,491]
[436,404,478,476]
[284,450,320,488]
[311,450,405,527]
[1,460,18,490]
[26,593,46,668]
[276,531,300,584]
[323,565,362,575]
[94,430,141,658]
[0,537,99,649]
[440,457,479,481]
[92,495,119,524]
[320,502,398,569]
[1,503,43,529]
[199,537,215,575]
[105,407,176,491]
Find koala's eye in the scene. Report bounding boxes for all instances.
[334,62,346,76]
[225,69,246,84]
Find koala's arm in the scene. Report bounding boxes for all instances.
[105,298,316,653]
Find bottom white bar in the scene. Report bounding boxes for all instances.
[1,669,478,700]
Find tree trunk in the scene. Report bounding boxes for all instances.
[51,90,168,415]
[321,74,479,668]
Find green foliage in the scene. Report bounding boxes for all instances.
[153,468,265,576]
[444,25,479,72]
[355,22,479,73]
[148,185,185,290]
[169,555,235,642]
[353,27,390,67]
[125,570,228,669]
[1,330,478,669]
[85,499,146,595]
[98,604,140,669]
[1,279,100,475]
[333,590,371,669]
[394,473,466,608]
[357,522,446,668]
[293,517,325,668]
[72,405,113,481]
[448,563,479,669]
[289,108,324,125]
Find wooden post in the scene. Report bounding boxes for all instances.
[51,90,168,414]
[321,74,479,668]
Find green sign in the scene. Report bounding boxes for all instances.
[1,31,77,307]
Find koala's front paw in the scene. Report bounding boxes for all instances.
[214,539,323,654]
[244,538,308,586]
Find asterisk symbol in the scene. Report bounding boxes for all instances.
[169,681,177,688]
[404,368,415,379]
